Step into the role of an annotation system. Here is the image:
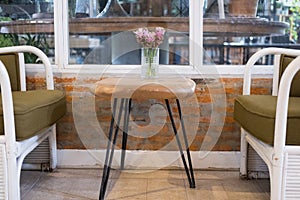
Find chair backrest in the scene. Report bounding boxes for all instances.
[0,53,21,91]
[279,54,300,97]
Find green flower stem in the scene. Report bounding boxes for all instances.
[144,48,158,77]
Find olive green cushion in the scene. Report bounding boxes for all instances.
[0,90,66,140]
[279,54,300,97]
[0,53,21,91]
[234,95,300,145]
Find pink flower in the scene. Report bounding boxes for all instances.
[133,27,165,49]
[146,33,155,43]
[155,27,165,39]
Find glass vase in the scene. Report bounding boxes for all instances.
[141,48,159,79]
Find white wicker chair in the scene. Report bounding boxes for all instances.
[0,46,66,200]
[234,47,300,200]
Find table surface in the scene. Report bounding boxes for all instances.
[92,77,196,100]
[0,17,288,37]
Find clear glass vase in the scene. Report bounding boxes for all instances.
[141,48,159,79]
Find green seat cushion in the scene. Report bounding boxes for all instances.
[234,95,300,145]
[0,90,66,140]
[279,55,300,97]
[0,53,21,91]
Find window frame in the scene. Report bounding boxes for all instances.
[31,0,272,77]
[53,1,201,70]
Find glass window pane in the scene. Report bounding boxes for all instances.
[0,0,55,63]
[68,0,190,65]
[203,0,299,65]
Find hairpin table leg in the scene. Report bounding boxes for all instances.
[99,98,125,200]
[121,98,131,169]
[165,99,196,188]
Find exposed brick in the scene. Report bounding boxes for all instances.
[24,75,272,151]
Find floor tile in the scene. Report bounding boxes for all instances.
[106,190,147,200]
[20,168,270,200]
[109,178,148,191]
[20,170,43,199]
[147,188,188,200]
[22,188,89,200]
[146,169,184,179]
[147,178,186,191]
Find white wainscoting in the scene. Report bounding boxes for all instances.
[57,150,240,170]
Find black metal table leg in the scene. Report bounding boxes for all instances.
[176,99,196,188]
[99,98,125,200]
[165,99,196,188]
[121,98,131,169]
[100,97,195,200]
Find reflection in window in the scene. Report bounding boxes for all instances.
[68,0,190,65]
[203,0,300,65]
[0,0,54,63]
[69,0,189,18]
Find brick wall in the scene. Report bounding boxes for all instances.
[27,75,272,151]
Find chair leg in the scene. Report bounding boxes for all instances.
[270,163,284,200]
[7,154,20,200]
[49,124,57,170]
[0,145,7,199]
[240,128,248,178]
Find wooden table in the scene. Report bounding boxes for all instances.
[93,77,196,99]
[92,77,196,200]
[0,17,288,37]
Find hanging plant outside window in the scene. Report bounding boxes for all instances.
[0,33,50,63]
[289,0,300,42]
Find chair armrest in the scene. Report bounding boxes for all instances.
[274,56,300,153]
[0,46,54,90]
[0,61,16,143]
[243,47,300,95]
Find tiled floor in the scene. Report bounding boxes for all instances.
[21,168,270,200]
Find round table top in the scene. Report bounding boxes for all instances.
[0,17,288,37]
[92,77,196,100]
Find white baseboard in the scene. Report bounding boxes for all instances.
[57,150,240,170]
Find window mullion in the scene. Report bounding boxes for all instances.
[54,0,69,68]
[189,0,204,68]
